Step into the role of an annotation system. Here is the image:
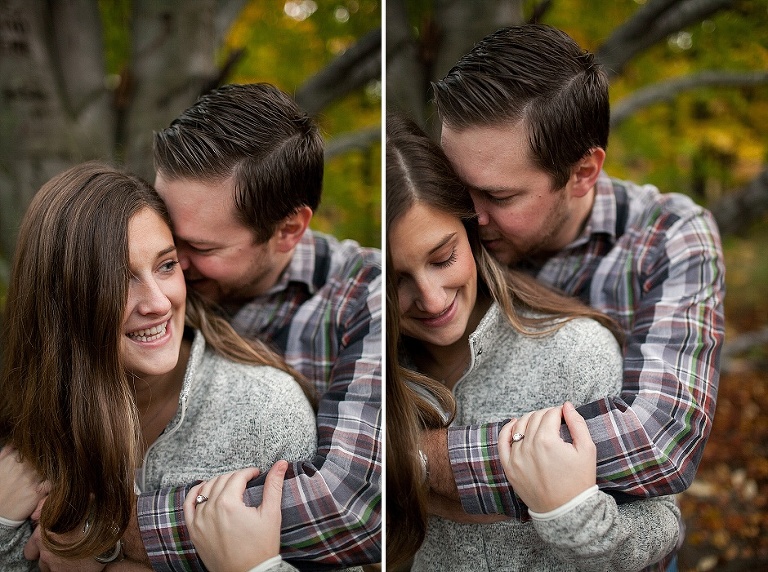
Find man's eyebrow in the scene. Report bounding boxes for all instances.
[428,232,457,255]
[472,185,522,195]
[174,235,220,247]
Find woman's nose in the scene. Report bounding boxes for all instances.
[414,278,448,315]
[136,279,172,316]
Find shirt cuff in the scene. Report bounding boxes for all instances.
[447,421,524,517]
[137,485,206,572]
[528,485,599,521]
[0,515,25,528]
[247,555,283,572]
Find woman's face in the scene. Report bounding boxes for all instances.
[121,207,187,379]
[389,201,478,349]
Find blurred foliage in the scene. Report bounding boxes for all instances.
[98,0,381,248]
[678,367,768,570]
[400,0,768,328]
[543,0,768,334]
[224,0,381,247]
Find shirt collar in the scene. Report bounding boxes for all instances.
[264,230,318,296]
[567,170,617,249]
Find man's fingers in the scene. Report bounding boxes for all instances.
[23,525,41,561]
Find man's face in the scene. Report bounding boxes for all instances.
[154,173,281,305]
[441,121,585,266]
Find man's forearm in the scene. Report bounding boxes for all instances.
[421,428,459,501]
[122,499,150,568]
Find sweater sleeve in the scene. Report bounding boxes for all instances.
[531,491,680,571]
[0,521,35,572]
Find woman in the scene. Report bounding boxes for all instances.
[0,163,315,571]
[386,114,681,571]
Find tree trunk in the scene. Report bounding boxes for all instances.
[0,0,112,264]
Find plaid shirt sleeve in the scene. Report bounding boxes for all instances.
[448,209,725,517]
[137,272,382,570]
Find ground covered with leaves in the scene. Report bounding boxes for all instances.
[677,366,768,571]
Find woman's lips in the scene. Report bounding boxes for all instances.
[417,295,458,328]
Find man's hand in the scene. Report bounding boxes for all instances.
[105,561,153,571]
[0,444,49,521]
[428,492,509,524]
[23,526,106,572]
[120,495,150,567]
[420,429,460,501]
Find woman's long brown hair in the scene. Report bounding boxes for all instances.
[385,114,622,565]
[0,162,308,559]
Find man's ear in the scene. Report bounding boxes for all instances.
[275,206,313,253]
[568,147,605,198]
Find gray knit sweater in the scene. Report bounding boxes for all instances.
[411,304,680,572]
[0,330,316,571]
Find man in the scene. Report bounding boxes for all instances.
[420,24,724,569]
[29,83,381,571]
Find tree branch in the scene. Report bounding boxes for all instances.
[295,28,381,116]
[214,0,249,40]
[611,70,768,126]
[596,0,735,78]
[325,126,381,160]
[720,326,768,373]
[711,167,768,237]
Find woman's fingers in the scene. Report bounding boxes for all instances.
[260,461,288,516]
[563,401,595,455]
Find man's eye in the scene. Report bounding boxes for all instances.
[488,194,514,205]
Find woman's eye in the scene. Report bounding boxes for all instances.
[160,260,180,273]
[434,249,457,268]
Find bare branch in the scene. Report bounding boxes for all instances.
[720,326,768,373]
[611,70,768,126]
[214,0,249,40]
[325,127,381,160]
[596,0,735,78]
[711,167,768,237]
[527,0,554,24]
[295,28,381,116]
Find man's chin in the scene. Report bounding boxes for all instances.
[482,242,520,266]
[186,281,222,304]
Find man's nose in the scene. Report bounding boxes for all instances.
[176,245,192,272]
[469,193,490,225]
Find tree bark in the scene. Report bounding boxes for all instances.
[122,0,220,180]
[0,0,111,262]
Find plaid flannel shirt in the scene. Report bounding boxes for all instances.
[137,231,382,571]
[449,172,725,520]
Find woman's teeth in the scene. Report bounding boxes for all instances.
[128,322,167,342]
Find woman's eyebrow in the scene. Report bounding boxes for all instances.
[428,232,457,255]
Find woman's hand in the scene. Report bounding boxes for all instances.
[183,461,289,572]
[0,443,49,522]
[498,402,596,513]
